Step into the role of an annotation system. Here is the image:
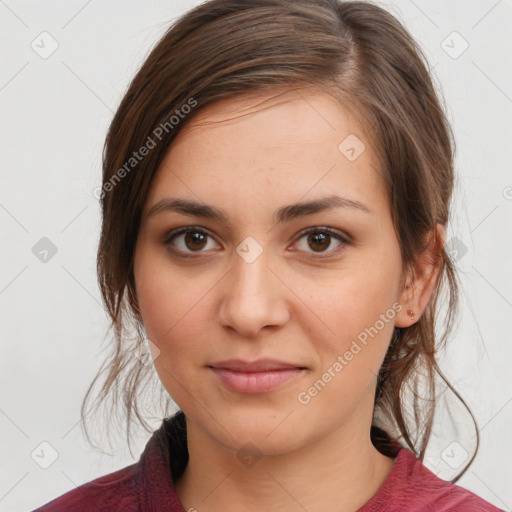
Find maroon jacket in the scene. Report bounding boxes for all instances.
[32,412,504,511]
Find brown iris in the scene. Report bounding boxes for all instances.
[308,232,330,252]
[185,231,208,251]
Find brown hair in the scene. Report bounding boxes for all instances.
[82,0,478,481]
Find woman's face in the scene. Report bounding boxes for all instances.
[134,90,409,455]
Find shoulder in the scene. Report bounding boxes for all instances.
[31,463,141,512]
[402,449,503,511]
[31,415,186,512]
[360,447,504,512]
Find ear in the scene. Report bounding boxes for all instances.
[395,223,445,328]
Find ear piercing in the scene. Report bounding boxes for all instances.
[407,309,415,319]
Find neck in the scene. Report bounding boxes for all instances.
[174,414,396,512]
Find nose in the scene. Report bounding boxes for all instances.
[217,246,290,338]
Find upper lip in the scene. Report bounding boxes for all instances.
[208,359,306,372]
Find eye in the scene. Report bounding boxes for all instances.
[292,227,349,257]
[163,226,220,256]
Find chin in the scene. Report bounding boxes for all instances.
[229,429,306,458]
[203,407,310,456]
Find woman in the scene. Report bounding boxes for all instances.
[33,0,504,510]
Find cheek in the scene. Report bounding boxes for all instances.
[294,272,399,426]
[135,247,179,346]
[135,261,213,407]
[135,239,204,337]
[137,271,208,354]
[134,246,220,388]
[302,247,401,384]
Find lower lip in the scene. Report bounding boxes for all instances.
[209,367,305,393]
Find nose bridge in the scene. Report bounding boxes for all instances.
[218,239,288,336]
[232,244,270,296]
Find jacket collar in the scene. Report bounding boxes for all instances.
[137,411,188,511]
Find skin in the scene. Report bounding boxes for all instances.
[133,89,443,512]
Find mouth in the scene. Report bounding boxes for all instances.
[207,359,307,393]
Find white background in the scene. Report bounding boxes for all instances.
[1,1,511,510]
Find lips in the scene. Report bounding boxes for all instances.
[207,359,307,393]
[208,358,306,372]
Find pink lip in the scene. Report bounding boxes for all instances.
[209,358,305,372]
[208,359,307,393]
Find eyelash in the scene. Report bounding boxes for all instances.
[162,226,351,259]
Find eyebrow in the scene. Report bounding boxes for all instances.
[146,194,373,224]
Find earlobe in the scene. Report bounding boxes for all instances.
[395,224,445,328]
[395,279,416,328]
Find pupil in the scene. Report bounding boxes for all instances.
[309,232,330,252]
[185,232,207,250]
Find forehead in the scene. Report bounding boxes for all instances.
[175,88,364,147]
[145,89,388,219]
